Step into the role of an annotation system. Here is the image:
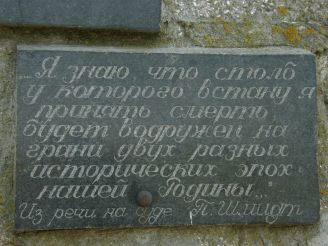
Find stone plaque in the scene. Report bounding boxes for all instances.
[0,0,161,32]
[15,46,319,231]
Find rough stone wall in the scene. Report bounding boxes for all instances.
[0,0,327,245]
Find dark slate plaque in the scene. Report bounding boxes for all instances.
[0,0,161,32]
[15,46,319,231]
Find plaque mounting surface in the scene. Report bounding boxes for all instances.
[0,0,161,32]
[15,46,319,231]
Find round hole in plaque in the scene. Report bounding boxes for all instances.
[136,190,153,207]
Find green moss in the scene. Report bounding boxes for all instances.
[283,26,302,44]
[277,6,289,16]
[272,25,302,45]
[203,34,217,46]
[193,23,203,33]
[303,27,318,36]
[223,22,232,34]
[272,25,283,35]
[321,190,328,196]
